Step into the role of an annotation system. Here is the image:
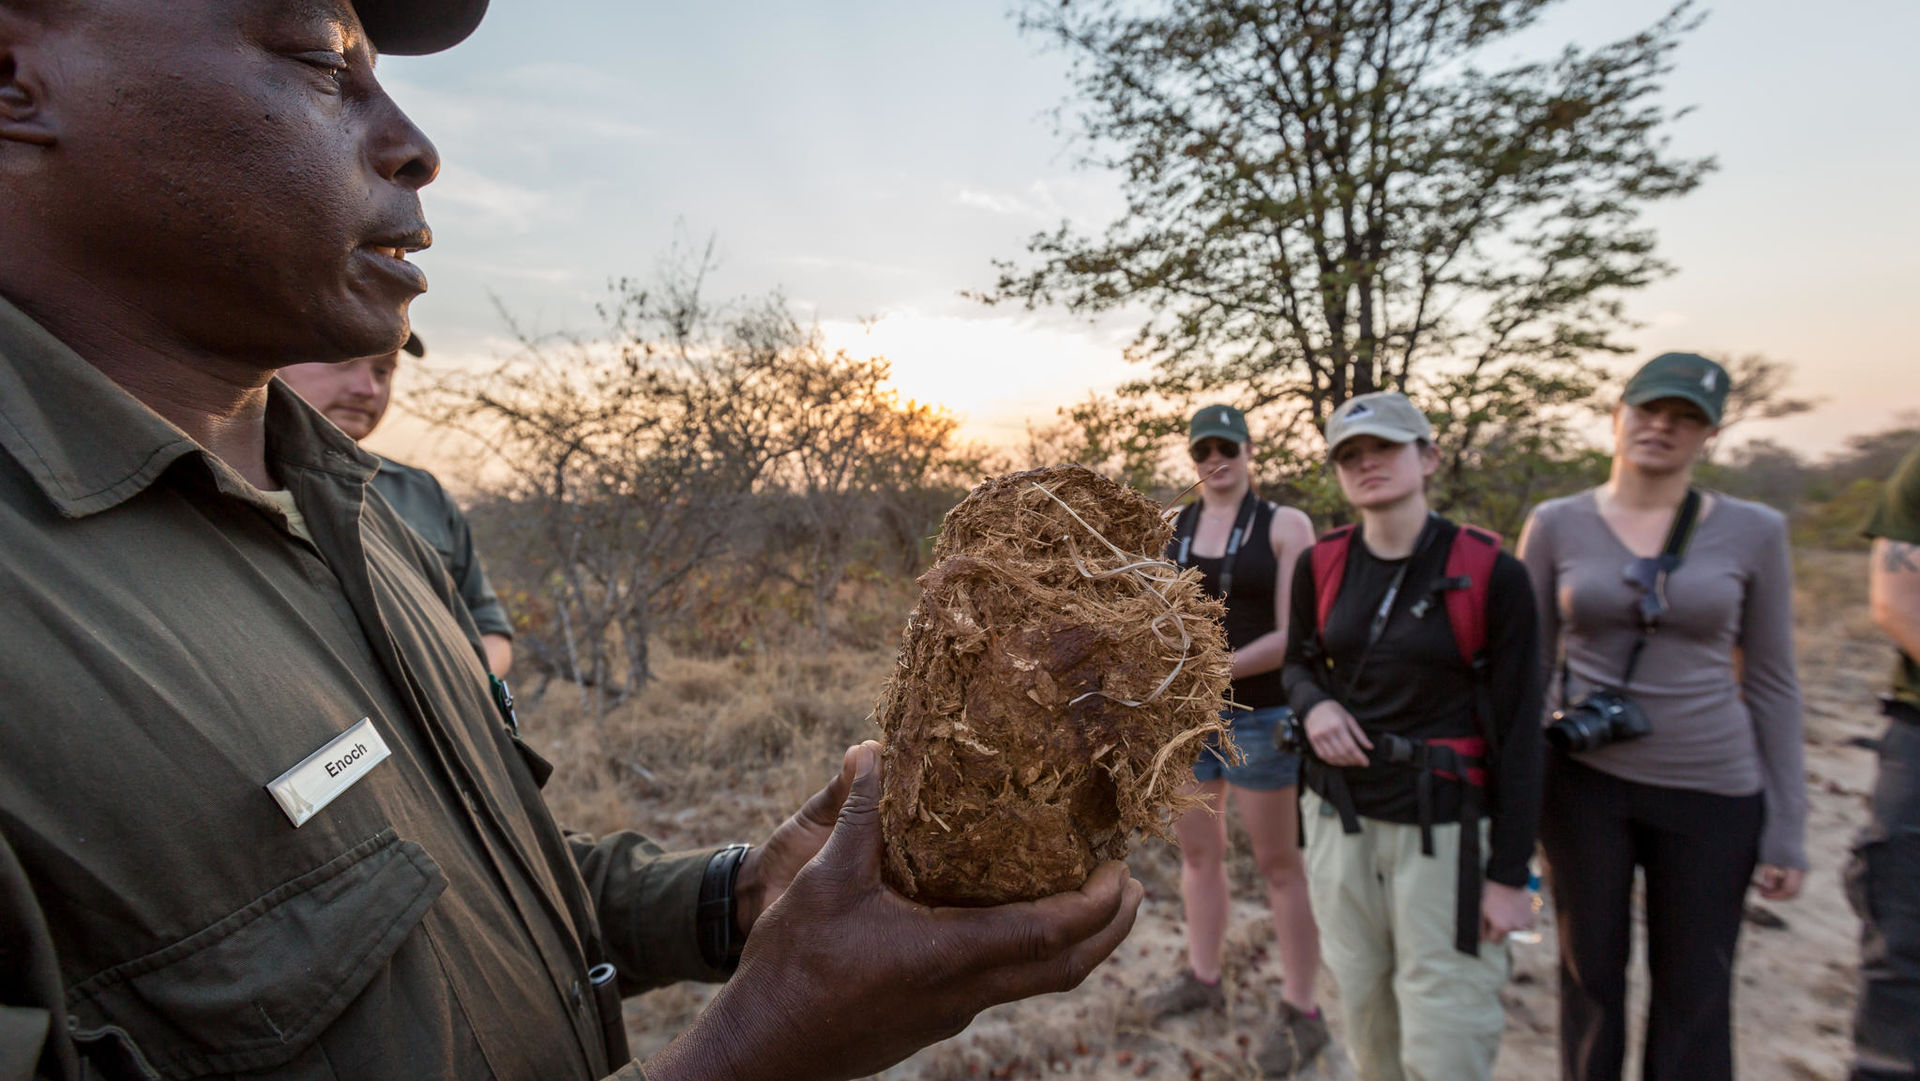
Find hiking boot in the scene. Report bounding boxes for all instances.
[1138,970,1226,1020]
[1253,1002,1330,1077]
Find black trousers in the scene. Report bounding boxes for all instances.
[1849,706,1920,1081]
[1540,751,1763,1081]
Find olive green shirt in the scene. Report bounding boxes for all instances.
[0,296,718,1081]
[1865,443,1920,710]
[370,456,514,640]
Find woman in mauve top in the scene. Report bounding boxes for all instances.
[1518,353,1807,1081]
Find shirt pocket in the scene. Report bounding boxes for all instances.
[64,829,446,1081]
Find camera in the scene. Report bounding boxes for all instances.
[1273,712,1413,763]
[1372,731,1416,766]
[1275,711,1307,754]
[1547,689,1652,753]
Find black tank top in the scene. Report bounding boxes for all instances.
[1167,498,1285,708]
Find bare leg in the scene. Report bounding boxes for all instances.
[1235,782,1321,1011]
[1173,778,1232,981]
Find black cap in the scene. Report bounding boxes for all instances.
[355,0,490,56]
[402,331,426,357]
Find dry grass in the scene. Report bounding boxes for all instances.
[530,644,888,850]
[525,548,1889,1080]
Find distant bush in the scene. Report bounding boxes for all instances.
[1793,477,1881,552]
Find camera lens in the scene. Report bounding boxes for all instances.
[1547,712,1605,753]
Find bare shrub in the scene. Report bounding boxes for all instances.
[428,239,972,711]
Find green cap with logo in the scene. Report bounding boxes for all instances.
[1324,391,1432,457]
[1622,352,1730,424]
[1188,404,1252,449]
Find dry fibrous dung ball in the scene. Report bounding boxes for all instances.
[875,464,1233,907]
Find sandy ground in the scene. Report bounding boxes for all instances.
[593,551,1888,1080]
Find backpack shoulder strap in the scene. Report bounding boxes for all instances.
[1442,524,1503,667]
[1311,525,1358,634]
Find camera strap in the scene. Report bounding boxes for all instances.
[1564,488,1702,703]
[1173,489,1260,597]
[1307,515,1442,838]
[1340,512,1441,702]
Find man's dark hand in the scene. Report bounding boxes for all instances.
[730,745,859,934]
[644,740,1143,1081]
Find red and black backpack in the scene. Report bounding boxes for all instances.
[1305,520,1505,956]
[1310,521,1502,681]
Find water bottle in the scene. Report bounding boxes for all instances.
[1507,863,1546,945]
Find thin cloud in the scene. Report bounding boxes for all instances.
[778,254,922,280]
[427,166,560,234]
[957,187,1044,218]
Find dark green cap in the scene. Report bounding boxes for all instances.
[1188,404,1251,448]
[1623,352,1730,425]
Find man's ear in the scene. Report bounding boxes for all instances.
[0,12,58,148]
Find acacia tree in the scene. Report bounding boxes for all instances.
[985,0,1713,489]
[737,304,963,641]
[1713,352,1819,433]
[423,244,810,711]
[427,241,972,703]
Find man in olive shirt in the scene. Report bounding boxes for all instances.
[1854,443,1920,1080]
[0,2,1141,1080]
[280,333,515,676]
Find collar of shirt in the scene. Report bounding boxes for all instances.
[0,294,379,518]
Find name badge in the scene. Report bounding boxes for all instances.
[266,717,392,828]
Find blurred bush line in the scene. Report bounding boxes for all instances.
[428,246,1911,712]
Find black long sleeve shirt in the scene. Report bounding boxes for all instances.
[1282,517,1545,887]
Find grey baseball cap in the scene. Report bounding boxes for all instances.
[1324,391,1432,456]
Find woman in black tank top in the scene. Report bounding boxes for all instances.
[1138,404,1328,1074]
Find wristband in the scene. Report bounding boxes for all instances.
[696,843,751,970]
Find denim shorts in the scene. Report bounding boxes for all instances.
[1192,705,1301,791]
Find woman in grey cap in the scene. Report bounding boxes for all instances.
[1517,353,1807,1081]
[1282,391,1545,1081]
[1149,404,1329,1076]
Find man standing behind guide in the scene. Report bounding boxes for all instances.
[280,333,516,677]
[0,3,1141,1080]
[1853,443,1920,1080]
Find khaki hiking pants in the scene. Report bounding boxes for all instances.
[1302,790,1509,1081]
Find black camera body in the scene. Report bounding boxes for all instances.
[1273,713,1419,765]
[1547,688,1652,753]
[1275,710,1307,754]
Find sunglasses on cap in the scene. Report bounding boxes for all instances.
[1190,438,1243,462]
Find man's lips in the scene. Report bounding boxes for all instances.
[356,230,431,292]
[362,225,432,257]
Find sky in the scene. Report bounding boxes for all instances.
[370,0,1920,470]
